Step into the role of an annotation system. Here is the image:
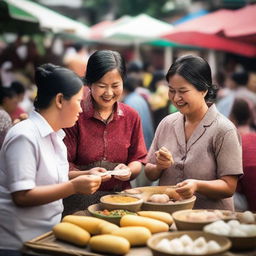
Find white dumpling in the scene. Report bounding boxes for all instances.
[179,234,193,247]
[156,238,172,252]
[240,211,255,224]
[207,240,221,252]
[230,227,247,237]
[192,244,208,255]
[194,237,207,248]
[169,238,184,253]
[227,219,240,228]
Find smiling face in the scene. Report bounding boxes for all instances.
[168,74,208,117]
[90,69,123,111]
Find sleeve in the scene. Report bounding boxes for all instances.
[4,135,37,192]
[215,129,243,178]
[127,113,147,164]
[63,122,79,170]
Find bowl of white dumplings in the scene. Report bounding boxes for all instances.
[203,213,256,250]
[147,231,231,256]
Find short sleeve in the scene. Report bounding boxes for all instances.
[215,129,243,177]
[4,135,37,192]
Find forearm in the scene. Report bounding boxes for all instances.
[195,177,238,199]
[144,163,163,181]
[68,169,90,179]
[128,161,143,180]
[12,182,75,207]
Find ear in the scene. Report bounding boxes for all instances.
[202,90,208,97]
[55,93,63,109]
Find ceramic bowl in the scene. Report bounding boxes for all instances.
[147,231,231,256]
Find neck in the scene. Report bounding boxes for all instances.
[38,108,60,132]
[185,103,208,124]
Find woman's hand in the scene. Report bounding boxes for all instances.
[175,179,197,199]
[88,167,111,182]
[113,164,131,181]
[71,174,101,194]
[155,146,174,170]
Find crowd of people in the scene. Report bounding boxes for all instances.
[0,39,256,255]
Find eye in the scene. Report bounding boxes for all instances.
[169,88,175,93]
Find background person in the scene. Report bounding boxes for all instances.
[145,55,243,210]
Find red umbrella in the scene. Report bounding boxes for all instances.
[224,4,256,44]
[161,7,256,57]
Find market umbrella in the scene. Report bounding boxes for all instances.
[160,8,256,57]
[104,14,173,44]
[4,0,90,39]
[0,0,40,34]
[223,4,256,44]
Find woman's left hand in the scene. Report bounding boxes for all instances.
[113,164,131,181]
[175,179,197,199]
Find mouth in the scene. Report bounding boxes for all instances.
[175,102,187,108]
[102,97,114,102]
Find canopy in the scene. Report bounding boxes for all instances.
[0,1,40,34]
[161,5,256,57]
[103,14,173,44]
[4,0,90,39]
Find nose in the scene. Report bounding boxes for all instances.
[104,87,114,96]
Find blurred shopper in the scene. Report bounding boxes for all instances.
[123,76,154,150]
[0,64,102,255]
[148,70,171,130]
[0,87,13,149]
[63,43,89,77]
[9,81,28,121]
[217,71,256,126]
[145,55,243,210]
[63,50,147,215]
[230,98,256,212]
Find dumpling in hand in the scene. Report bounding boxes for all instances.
[148,194,170,203]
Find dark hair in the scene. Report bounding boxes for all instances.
[230,98,252,126]
[231,72,249,86]
[124,76,140,93]
[84,50,126,86]
[166,55,218,102]
[10,81,25,95]
[34,63,83,110]
[0,86,17,104]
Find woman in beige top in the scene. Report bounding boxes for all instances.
[145,55,243,210]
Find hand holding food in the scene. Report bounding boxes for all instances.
[155,146,174,170]
[112,164,131,181]
[175,179,197,199]
[88,167,111,182]
[70,175,101,195]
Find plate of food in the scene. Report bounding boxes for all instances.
[147,231,231,256]
[172,209,236,230]
[88,203,137,225]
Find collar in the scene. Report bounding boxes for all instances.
[82,90,124,120]
[30,111,65,139]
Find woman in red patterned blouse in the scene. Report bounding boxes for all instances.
[63,50,147,215]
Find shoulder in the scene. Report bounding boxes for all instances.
[214,111,237,134]
[5,118,38,142]
[158,112,181,127]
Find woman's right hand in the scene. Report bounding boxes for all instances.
[88,167,112,182]
[71,175,101,194]
[155,146,174,170]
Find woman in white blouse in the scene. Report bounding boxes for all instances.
[0,64,104,256]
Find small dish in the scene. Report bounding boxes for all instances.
[100,194,143,212]
[88,203,136,225]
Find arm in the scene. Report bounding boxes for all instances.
[145,147,174,181]
[175,176,238,200]
[12,174,101,207]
